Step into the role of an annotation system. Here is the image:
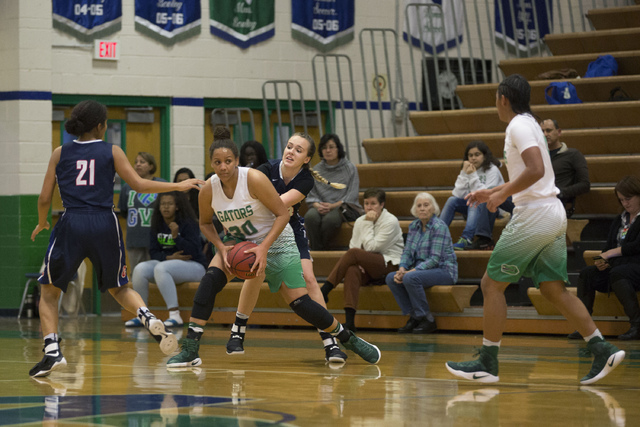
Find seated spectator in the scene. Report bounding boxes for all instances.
[321,188,404,332]
[126,191,207,327]
[439,141,505,250]
[541,119,590,218]
[569,176,640,341]
[386,192,458,334]
[174,167,200,218]
[304,133,362,250]
[239,140,268,168]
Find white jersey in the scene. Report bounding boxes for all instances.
[504,114,559,206]
[210,166,296,253]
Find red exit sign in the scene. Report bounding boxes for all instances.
[94,40,120,61]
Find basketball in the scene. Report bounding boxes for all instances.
[227,241,258,280]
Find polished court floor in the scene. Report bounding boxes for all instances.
[1,315,639,426]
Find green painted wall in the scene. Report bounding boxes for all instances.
[0,195,48,310]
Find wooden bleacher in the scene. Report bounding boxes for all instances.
[498,50,640,81]
[363,127,640,162]
[409,101,640,135]
[356,156,639,189]
[456,76,640,108]
[587,5,640,30]
[544,27,640,55]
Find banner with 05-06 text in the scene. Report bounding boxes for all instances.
[210,0,275,49]
[135,0,201,46]
[53,0,122,42]
[291,0,355,52]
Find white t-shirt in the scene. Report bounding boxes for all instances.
[504,114,559,206]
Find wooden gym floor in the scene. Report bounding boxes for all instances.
[1,316,639,426]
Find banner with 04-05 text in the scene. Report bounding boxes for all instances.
[53,0,122,42]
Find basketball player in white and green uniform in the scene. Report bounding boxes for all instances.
[167,129,381,368]
[446,74,624,385]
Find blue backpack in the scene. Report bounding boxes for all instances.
[584,55,618,78]
[545,82,582,105]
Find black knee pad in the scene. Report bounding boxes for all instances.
[289,294,334,330]
[191,267,227,321]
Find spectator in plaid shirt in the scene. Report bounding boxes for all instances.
[385,192,458,334]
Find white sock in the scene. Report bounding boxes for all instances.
[483,338,501,347]
[584,329,603,342]
[44,333,58,342]
[169,310,182,321]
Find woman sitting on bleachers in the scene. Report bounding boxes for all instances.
[385,192,458,334]
[320,188,404,332]
[439,141,507,251]
[304,133,362,250]
[570,175,640,341]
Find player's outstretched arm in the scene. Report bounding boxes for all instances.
[112,146,204,194]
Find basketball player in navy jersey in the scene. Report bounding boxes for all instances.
[30,100,204,377]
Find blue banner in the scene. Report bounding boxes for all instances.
[403,0,464,55]
[135,0,201,46]
[52,0,122,41]
[494,0,553,56]
[291,0,355,52]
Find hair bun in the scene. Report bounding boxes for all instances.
[214,126,231,140]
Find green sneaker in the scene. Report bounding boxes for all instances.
[341,331,381,364]
[446,345,499,383]
[580,337,625,385]
[166,338,202,368]
[453,237,472,251]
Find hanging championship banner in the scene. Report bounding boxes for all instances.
[53,0,122,42]
[403,0,464,54]
[210,0,275,49]
[291,0,355,52]
[135,0,201,46]
[494,0,552,56]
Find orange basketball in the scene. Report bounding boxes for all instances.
[226,241,258,280]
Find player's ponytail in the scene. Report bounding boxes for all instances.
[309,168,346,189]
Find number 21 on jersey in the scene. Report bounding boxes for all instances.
[76,159,95,186]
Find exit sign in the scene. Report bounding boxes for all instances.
[94,40,120,60]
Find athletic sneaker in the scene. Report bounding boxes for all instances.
[466,237,495,251]
[163,318,183,328]
[166,338,202,368]
[142,314,178,355]
[325,344,348,363]
[453,237,472,251]
[226,336,245,355]
[341,331,381,364]
[445,346,500,383]
[580,337,625,385]
[124,318,143,327]
[29,353,68,378]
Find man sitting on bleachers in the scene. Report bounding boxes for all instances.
[541,119,590,218]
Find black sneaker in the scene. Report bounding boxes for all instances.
[325,344,348,363]
[29,353,67,378]
[226,335,245,355]
[412,318,437,334]
[567,330,582,340]
[398,317,421,334]
[466,237,494,251]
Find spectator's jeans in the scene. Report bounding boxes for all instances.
[385,268,454,322]
[439,196,480,242]
[132,260,206,309]
[475,197,515,240]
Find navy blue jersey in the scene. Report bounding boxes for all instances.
[258,159,314,217]
[56,139,115,209]
[258,159,314,259]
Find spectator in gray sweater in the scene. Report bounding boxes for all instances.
[304,134,362,250]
